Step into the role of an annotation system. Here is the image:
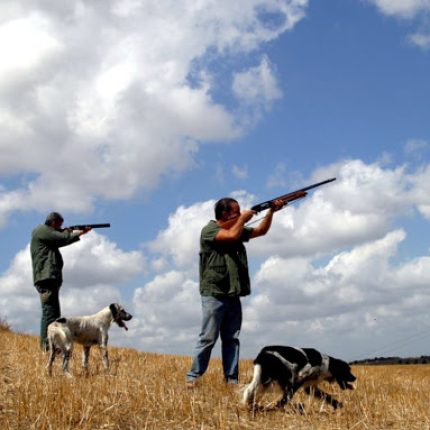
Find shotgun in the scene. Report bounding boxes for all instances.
[251,178,336,212]
[66,223,111,230]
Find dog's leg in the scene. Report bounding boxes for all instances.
[276,373,301,409]
[82,346,91,375]
[276,384,294,408]
[100,347,110,373]
[304,386,342,409]
[61,342,74,378]
[242,364,262,407]
[46,334,56,376]
[99,339,110,373]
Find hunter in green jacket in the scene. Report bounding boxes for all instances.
[30,212,90,350]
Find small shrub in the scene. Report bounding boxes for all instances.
[0,316,11,332]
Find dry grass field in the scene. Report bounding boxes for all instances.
[1,322,430,430]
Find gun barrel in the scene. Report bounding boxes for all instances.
[251,177,336,212]
[299,177,336,193]
[68,223,111,229]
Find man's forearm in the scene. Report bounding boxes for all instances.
[251,210,274,238]
[229,218,248,239]
[215,213,251,241]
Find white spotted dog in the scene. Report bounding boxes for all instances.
[242,346,356,410]
[46,303,132,377]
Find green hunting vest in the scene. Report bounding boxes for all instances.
[199,220,252,297]
[30,224,80,285]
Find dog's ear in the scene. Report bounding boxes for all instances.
[109,303,119,318]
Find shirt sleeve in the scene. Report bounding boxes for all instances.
[240,227,253,242]
[38,226,80,247]
[201,221,220,243]
[202,222,253,243]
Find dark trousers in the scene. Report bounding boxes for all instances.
[35,280,61,350]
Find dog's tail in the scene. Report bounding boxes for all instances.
[242,364,263,406]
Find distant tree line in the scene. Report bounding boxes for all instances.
[350,355,430,365]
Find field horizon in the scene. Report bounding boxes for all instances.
[1,323,430,429]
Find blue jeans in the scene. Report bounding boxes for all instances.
[187,295,242,383]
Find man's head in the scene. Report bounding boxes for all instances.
[214,198,240,222]
[45,212,64,229]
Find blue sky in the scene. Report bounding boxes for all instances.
[1,0,430,363]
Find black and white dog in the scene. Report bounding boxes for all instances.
[46,303,132,377]
[242,346,356,410]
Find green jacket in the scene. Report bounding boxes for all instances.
[199,220,253,297]
[30,224,81,286]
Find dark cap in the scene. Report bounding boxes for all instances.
[45,212,64,226]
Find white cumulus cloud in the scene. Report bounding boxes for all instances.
[125,158,430,359]
[0,0,308,227]
[366,0,430,18]
[0,231,144,334]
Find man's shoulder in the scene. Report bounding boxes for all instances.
[201,220,220,241]
[32,224,47,236]
[201,220,218,231]
[32,224,67,240]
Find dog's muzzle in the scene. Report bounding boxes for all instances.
[115,312,133,331]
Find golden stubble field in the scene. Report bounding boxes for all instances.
[1,325,430,430]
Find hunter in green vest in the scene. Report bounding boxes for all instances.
[30,212,91,350]
[199,220,252,297]
[186,197,283,386]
